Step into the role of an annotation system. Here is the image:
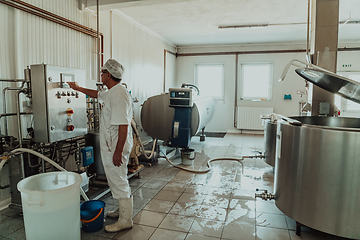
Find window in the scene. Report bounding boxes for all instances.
[336,72,360,113]
[240,63,272,100]
[195,64,224,100]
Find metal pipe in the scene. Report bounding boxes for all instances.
[279,59,339,83]
[1,0,106,66]
[234,54,238,128]
[163,49,166,93]
[255,189,275,201]
[177,49,306,57]
[165,49,177,56]
[268,113,302,126]
[306,0,310,60]
[177,47,360,58]
[11,0,98,34]
[0,79,27,82]
[110,10,113,59]
[16,89,26,178]
[0,184,10,189]
[100,32,104,67]
[0,0,99,38]
[3,86,26,135]
[97,0,100,83]
[0,112,32,118]
[163,49,177,93]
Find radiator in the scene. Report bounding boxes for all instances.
[236,107,273,130]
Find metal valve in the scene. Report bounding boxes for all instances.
[255,189,275,201]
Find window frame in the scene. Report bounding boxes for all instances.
[239,62,273,101]
[194,63,225,101]
[336,71,360,113]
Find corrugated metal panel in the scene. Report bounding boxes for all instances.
[99,10,176,142]
[0,0,98,135]
[0,0,98,203]
[2,0,97,72]
[108,10,176,114]
[237,107,273,130]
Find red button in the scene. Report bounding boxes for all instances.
[67,125,74,131]
[66,108,74,116]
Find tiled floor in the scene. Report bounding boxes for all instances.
[0,133,355,240]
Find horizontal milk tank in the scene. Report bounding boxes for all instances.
[274,116,360,239]
[140,92,214,142]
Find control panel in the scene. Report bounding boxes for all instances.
[169,88,193,107]
[30,64,87,143]
[169,88,193,148]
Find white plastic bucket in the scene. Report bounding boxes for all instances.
[17,172,82,240]
[180,148,196,165]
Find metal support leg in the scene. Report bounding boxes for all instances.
[296,221,302,236]
[200,127,205,141]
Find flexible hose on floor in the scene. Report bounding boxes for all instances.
[161,154,262,174]
[131,119,156,160]
[132,122,263,174]
[1,148,89,201]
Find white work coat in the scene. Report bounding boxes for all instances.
[98,83,133,199]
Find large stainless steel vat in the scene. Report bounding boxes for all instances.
[263,119,276,167]
[275,116,360,239]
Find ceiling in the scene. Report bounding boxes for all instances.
[86,0,360,47]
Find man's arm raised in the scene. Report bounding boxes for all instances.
[67,82,99,99]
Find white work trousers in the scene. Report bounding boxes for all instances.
[100,143,132,199]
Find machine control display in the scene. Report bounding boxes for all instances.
[170,91,190,98]
[60,73,74,88]
[169,88,193,108]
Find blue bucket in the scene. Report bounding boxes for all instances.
[80,200,106,233]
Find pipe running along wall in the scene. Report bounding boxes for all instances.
[163,49,177,93]
[0,0,104,67]
[0,0,104,146]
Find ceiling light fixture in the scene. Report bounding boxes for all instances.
[218,24,269,29]
[218,22,308,29]
[219,19,360,30]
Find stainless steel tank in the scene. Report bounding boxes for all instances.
[263,119,277,167]
[275,116,360,239]
[141,93,214,141]
[85,131,105,175]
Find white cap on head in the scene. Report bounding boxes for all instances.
[101,59,124,80]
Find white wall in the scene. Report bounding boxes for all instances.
[176,44,360,133]
[100,10,176,102]
[336,50,360,117]
[176,55,237,132]
[337,50,360,72]
[0,0,97,136]
[176,47,308,132]
[0,0,98,206]
[0,2,176,204]
[99,10,176,140]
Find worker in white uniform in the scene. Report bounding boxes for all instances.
[67,59,133,233]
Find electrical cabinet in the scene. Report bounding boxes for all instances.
[30,64,87,143]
